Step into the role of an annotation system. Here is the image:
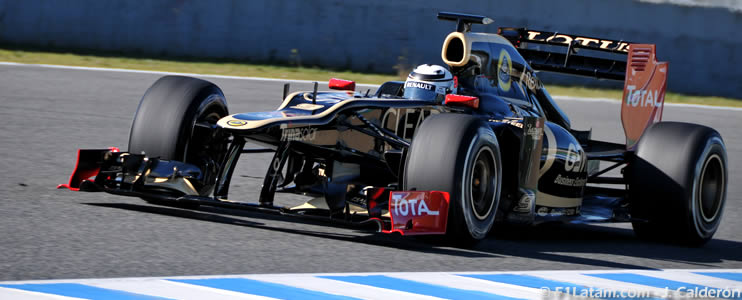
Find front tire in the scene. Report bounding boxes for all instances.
[628,122,727,246]
[129,75,229,198]
[404,114,502,245]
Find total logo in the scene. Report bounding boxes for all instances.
[391,194,439,217]
[625,85,663,107]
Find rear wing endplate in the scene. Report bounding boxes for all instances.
[621,44,668,149]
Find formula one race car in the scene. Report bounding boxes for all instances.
[60,12,727,246]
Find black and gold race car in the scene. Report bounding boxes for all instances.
[60,12,727,246]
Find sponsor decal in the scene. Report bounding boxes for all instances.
[491,118,524,129]
[526,30,630,52]
[280,127,317,142]
[519,69,542,92]
[526,123,542,139]
[624,85,662,107]
[536,205,580,217]
[391,193,439,217]
[347,196,368,209]
[381,108,440,140]
[515,199,530,211]
[435,86,447,94]
[537,206,549,217]
[226,120,248,126]
[564,143,585,172]
[290,103,324,111]
[388,191,448,235]
[513,190,534,213]
[553,174,587,187]
[404,81,435,91]
[497,49,512,92]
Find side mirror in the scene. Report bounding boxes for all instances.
[329,78,356,91]
[444,94,479,109]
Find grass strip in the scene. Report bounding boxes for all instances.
[1,47,740,107]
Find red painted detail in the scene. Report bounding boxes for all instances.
[621,44,668,150]
[368,217,388,233]
[366,187,390,218]
[57,147,119,191]
[453,76,459,88]
[444,94,479,109]
[370,188,386,200]
[328,78,356,91]
[385,191,449,235]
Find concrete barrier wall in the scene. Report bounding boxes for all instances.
[1,0,740,98]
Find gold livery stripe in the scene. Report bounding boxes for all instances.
[535,191,582,208]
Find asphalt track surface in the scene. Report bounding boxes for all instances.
[0,64,740,281]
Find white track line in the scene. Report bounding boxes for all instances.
[246,274,444,300]
[1,61,740,111]
[386,273,545,299]
[86,279,278,300]
[0,286,85,300]
[0,61,378,87]
[625,270,742,290]
[2,270,741,299]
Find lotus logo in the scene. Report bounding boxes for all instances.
[226,120,248,126]
[497,49,512,92]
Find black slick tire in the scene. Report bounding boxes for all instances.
[628,122,727,246]
[404,114,502,246]
[128,75,229,200]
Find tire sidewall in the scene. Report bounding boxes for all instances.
[686,136,727,241]
[456,125,501,239]
[181,92,228,163]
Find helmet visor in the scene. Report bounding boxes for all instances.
[403,81,443,101]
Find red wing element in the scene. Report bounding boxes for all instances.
[57,147,119,191]
[621,44,668,150]
[366,187,390,218]
[328,78,356,91]
[387,191,449,235]
[444,94,479,109]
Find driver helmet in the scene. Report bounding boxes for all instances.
[403,64,455,102]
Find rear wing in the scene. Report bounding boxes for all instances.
[497,27,668,149]
[498,28,630,80]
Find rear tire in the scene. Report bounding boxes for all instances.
[628,122,727,246]
[404,114,501,246]
[128,75,229,202]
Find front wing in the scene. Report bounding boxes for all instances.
[57,148,451,236]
